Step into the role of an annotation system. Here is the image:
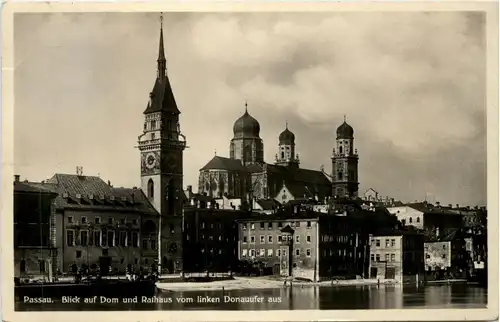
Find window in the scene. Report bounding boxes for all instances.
[250,249,255,257]
[107,231,115,247]
[250,236,255,243]
[76,251,82,258]
[385,239,390,247]
[144,122,147,131]
[376,239,380,247]
[426,254,430,259]
[39,260,46,273]
[295,249,300,256]
[338,172,342,181]
[376,254,380,262]
[307,221,311,228]
[307,235,311,243]
[120,218,126,225]
[295,221,300,227]
[306,249,311,257]
[401,219,406,225]
[147,179,154,199]
[267,249,273,257]
[416,217,420,223]
[242,223,247,230]
[391,239,396,247]
[151,239,157,250]
[81,217,87,224]
[260,222,265,229]
[94,231,101,247]
[268,222,273,229]
[118,231,126,246]
[186,234,190,241]
[278,222,283,228]
[243,236,248,243]
[145,259,149,265]
[68,216,73,224]
[95,217,101,224]
[441,254,446,259]
[250,223,255,230]
[132,232,138,247]
[142,239,148,250]
[151,133,156,140]
[277,249,281,257]
[371,254,375,262]
[409,217,413,224]
[391,254,396,262]
[283,249,287,256]
[296,235,300,243]
[80,231,88,246]
[278,236,282,243]
[151,120,156,129]
[242,249,247,257]
[67,230,75,246]
[132,219,138,225]
[442,244,446,249]
[268,236,273,243]
[281,152,285,159]
[385,254,390,261]
[259,249,265,257]
[201,222,205,229]
[260,236,265,243]
[108,218,114,224]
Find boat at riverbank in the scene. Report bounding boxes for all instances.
[15,278,157,299]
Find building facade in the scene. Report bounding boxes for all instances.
[14,177,58,280]
[137,19,187,273]
[368,231,424,283]
[331,118,359,198]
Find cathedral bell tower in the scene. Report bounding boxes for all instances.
[275,122,300,168]
[137,15,187,273]
[331,116,359,198]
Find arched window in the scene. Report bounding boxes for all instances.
[409,217,413,223]
[151,133,155,140]
[147,179,154,199]
[151,120,156,129]
[20,260,26,273]
[281,152,285,159]
[401,219,406,225]
[339,146,343,154]
[416,217,420,223]
[338,172,343,181]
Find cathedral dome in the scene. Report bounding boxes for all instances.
[233,106,260,138]
[336,121,354,139]
[279,125,295,145]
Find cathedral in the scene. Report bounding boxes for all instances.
[198,105,360,204]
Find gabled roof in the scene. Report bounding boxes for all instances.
[280,224,294,234]
[14,181,58,195]
[44,174,158,215]
[200,156,245,172]
[281,182,314,199]
[264,163,331,185]
[255,199,281,210]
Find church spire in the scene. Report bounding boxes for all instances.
[157,13,166,80]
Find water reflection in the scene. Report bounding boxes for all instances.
[16,284,487,311]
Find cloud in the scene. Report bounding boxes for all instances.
[13,11,487,205]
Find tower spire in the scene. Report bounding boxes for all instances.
[157,13,166,80]
[344,114,346,123]
[285,120,288,129]
[245,101,248,114]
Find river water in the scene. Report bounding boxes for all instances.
[16,284,487,311]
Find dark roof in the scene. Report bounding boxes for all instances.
[233,108,260,138]
[44,174,158,215]
[14,181,58,195]
[280,225,295,234]
[200,156,245,172]
[283,182,313,199]
[336,121,354,139]
[255,199,281,210]
[265,164,331,186]
[279,126,295,145]
[437,228,463,242]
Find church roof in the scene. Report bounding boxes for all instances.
[279,125,295,145]
[233,104,260,138]
[265,164,331,185]
[200,156,245,172]
[282,182,314,199]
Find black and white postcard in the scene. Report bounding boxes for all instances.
[1,1,498,321]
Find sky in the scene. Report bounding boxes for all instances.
[14,12,487,206]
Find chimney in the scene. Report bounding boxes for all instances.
[456,204,459,209]
[14,175,20,182]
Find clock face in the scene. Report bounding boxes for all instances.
[145,152,157,169]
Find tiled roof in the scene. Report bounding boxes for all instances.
[200,156,245,172]
[143,76,180,115]
[44,174,158,215]
[283,182,314,199]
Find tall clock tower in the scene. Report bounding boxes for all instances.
[137,16,186,273]
[331,116,359,199]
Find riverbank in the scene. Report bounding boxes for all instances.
[156,276,397,291]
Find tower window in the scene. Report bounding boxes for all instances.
[151,133,155,140]
[144,123,147,131]
[339,146,343,154]
[148,179,154,199]
[151,120,156,129]
[281,152,285,159]
[338,172,343,181]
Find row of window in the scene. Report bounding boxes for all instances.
[143,119,177,131]
[401,217,421,225]
[371,253,397,262]
[321,235,351,243]
[73,251,154,265]
[66,230,157,249]
[67,216,138,226]
[425,254,447,260]
[373,238,397,248]
[242,248,312,258]
[242,235,311,244]
[242,221,313,230]
[200,248,236,255]
[322,249,359,258]
[187,234,234,242]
